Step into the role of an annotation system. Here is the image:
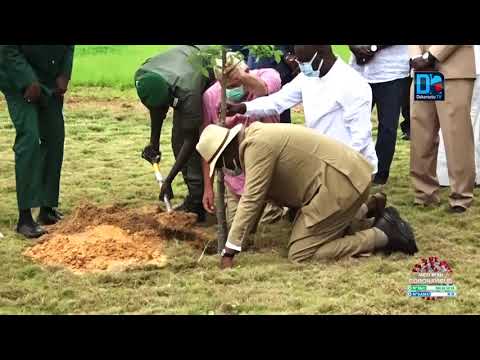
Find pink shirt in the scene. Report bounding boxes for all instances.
[202,68,281,196]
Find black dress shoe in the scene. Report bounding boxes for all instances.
[37,208,64,225]
[16,222,47,239]
[366,192,387,220]
[449,205,466,213]
[374,207,418,255]
[51,209,64,220]
[401,133,410,141]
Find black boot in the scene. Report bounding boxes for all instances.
[374,207,418,255]
[174,199,206,223]
[365,192,387,221]
[17,209,47,239]
[37,207,63,226]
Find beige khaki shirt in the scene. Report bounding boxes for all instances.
[226,122,373,251]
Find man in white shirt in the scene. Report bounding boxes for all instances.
[225,45,378,173]
[350,45,410,185]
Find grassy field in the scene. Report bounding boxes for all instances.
[71,45,351,89]
[0,46,479,314]
[71,45,174,89]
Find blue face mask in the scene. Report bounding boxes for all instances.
[297,52,324,78]
[226,85,246,102]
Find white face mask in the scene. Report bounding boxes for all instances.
[222,157,242,177]
[296,51,324,78]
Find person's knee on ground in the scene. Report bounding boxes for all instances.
[288,206,418,264]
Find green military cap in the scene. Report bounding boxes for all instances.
[135,71,171,109]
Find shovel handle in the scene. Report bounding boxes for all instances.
[152,163,173,213]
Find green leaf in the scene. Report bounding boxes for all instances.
[274,52,282,64]
[201,68,209,78]
[189,45,286,78]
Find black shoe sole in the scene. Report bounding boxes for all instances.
[16,228,47,239]
[383,207,418,255]
[448,206,467,214]
[366,192,387,220]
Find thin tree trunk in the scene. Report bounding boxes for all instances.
[215,48,229,253]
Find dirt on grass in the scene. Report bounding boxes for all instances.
[23,203,214,274]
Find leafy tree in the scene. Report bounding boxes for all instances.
[190,45,283,253]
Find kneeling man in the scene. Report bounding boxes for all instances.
[196,122,418,269]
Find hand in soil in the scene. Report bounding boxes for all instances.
[220,255,234,269]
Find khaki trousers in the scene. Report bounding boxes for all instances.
[410,79,475,208]
[288,168,381,263]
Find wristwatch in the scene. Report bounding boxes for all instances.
[422,51,433,62]
[221,248,236,258]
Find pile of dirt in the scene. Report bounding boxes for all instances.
[49,203,201,240]
[23,203,214,274]
[24,225,167,273]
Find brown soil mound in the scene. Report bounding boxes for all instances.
[24,225,167,273]
[52,203,201,240]
[23,203,214,274]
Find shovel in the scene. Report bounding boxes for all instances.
[152,162,173,213]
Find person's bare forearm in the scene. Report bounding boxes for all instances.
[165,130,198,183]
[149,108,166,149]
[202,158,214,193]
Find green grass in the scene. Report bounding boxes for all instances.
[1,85,479,314]
[333,45,351,62]
[71,45,175,89]
[71,45,351,90]
[1,45,477,314]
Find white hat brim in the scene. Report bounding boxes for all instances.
[208,123,243,178]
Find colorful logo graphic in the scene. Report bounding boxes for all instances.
[414,72,445,101]
[407,257,456,301]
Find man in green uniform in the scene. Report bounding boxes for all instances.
[135,45,215,222]
[0,45,74,239]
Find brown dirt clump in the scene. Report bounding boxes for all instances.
[23,203,214,274]
[24,225,167,274]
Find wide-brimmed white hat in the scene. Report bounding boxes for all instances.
[196,123,243,177]
[214,52,247,81]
